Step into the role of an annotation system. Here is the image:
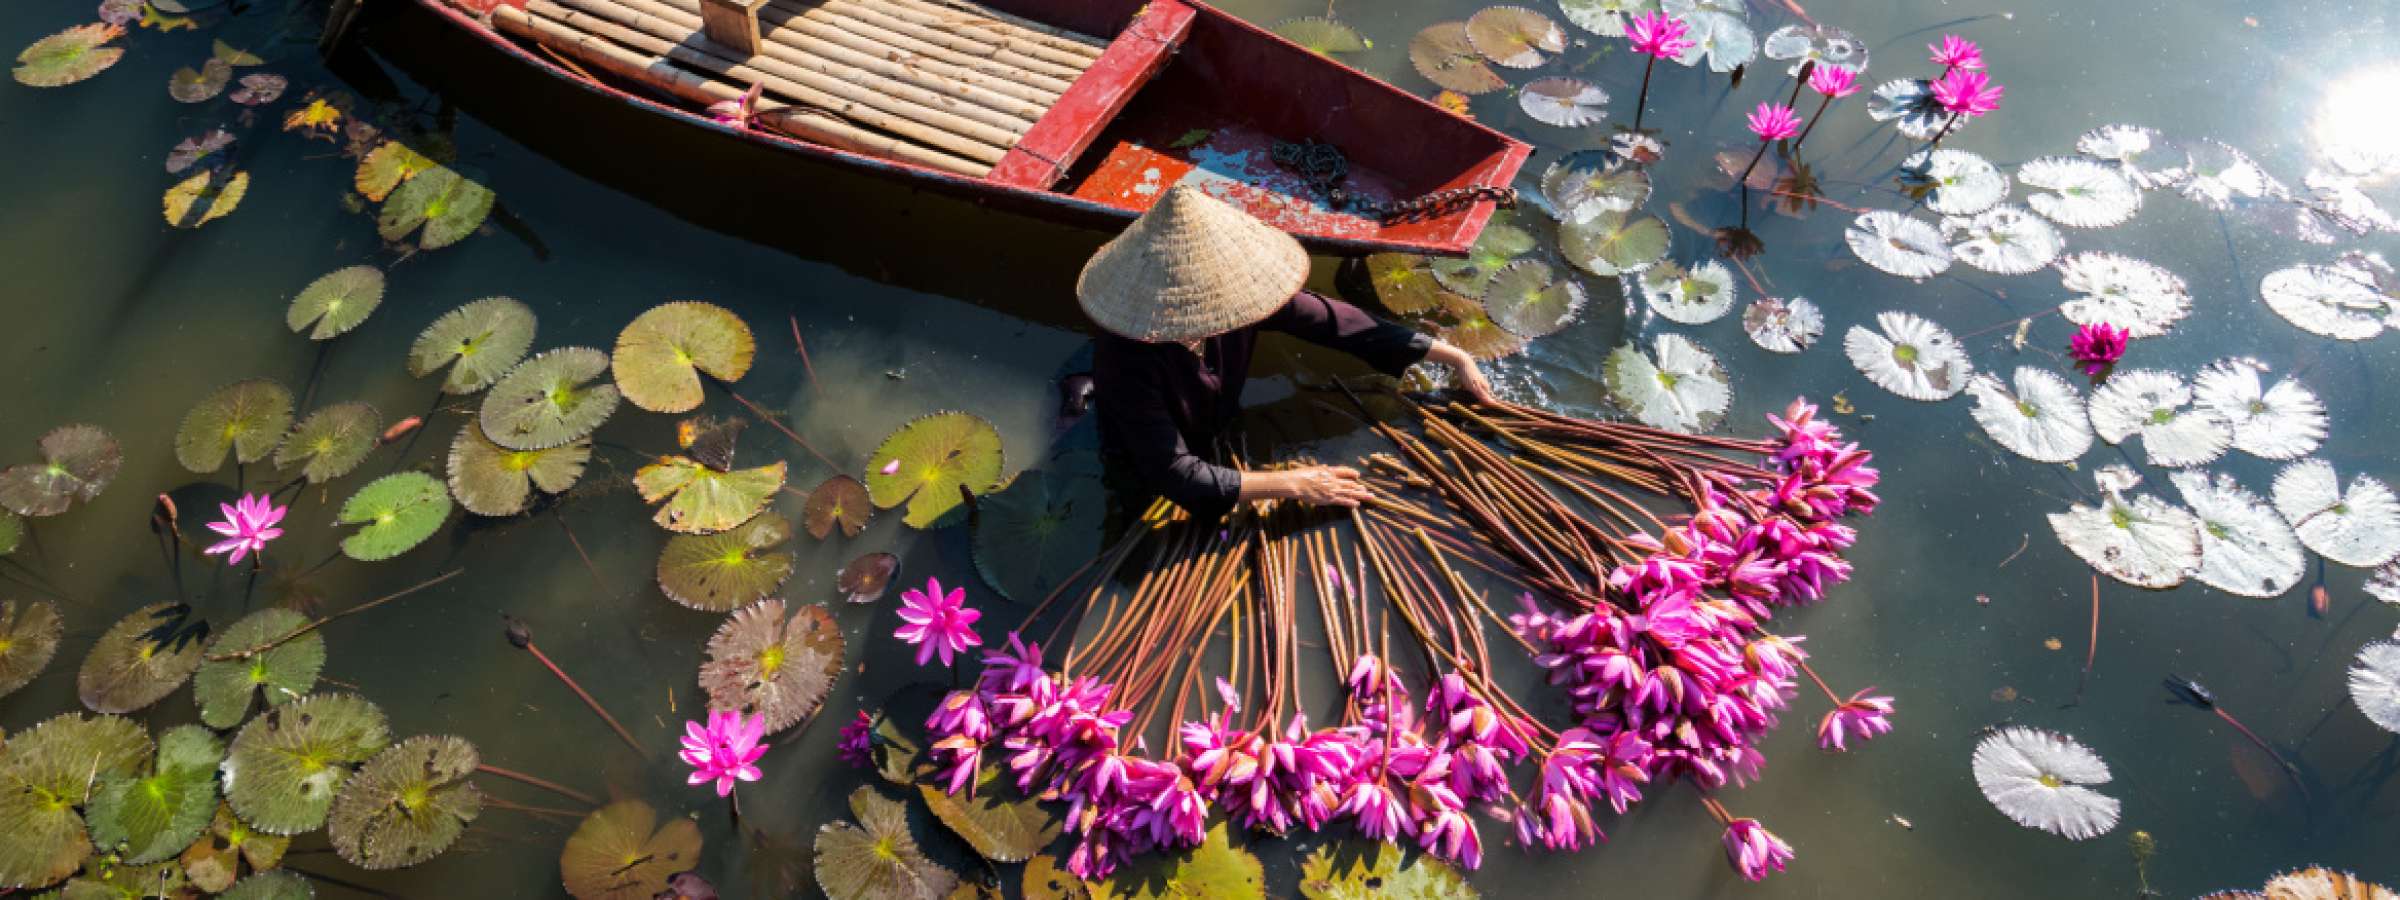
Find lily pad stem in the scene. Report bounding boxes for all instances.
[475,762,600,805]
[788,314,818,393]
[725,389,840,472]
[504,614,650,758]
[209,567,464,661]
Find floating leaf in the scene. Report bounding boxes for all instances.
[2260,262,2388,341]
[804,475,872,539]
[328,735,480,870]
[561,800,701,900]
[1972,726,2120,840]
[1271,16,1366,55]
[1670,10,1753,72]
[1905,149,2008,217]
[229,73,284,106]
[195,608,324,730]
[167,129,235,174]
[222,694,391,835]
[635,457,785,535]
[1429,291,1526,362]
[1604,334,1730,434]
[1517,77,1607,128]
[79,601,205,715]
[14,24,125,87]
[1023,855,1091,900]
[1558,0,1658,36]
[286,265,385,341]
[1637,259,1736,325]
[88,725,222,864]
[481,347,622,450]
[410,297,537,394]
[163,170,248,227]
[1541,151,1650,224]
[1408,23,1504,95]
[1867,78,1960,141]
[2058,252,2191,339]
[1093,822,1265,900]
[612,302,756,414]
[2170,470,2306,599]
[1965,368,2092,464]
[658,512,795,612]
[100,0,142,26]
[377,166,494,250]
[353,142,434,202]
[1365,254,1445,316]
[0,509,18,555]
[168,58,230,102]
[2350,642,2400,734]
[919,765,1060,863]
[211,39,262,66]
[814,786,960,900]
[2087,369,2230,468]
[1464,6,1563,68]
[838,552,899,603]
[1430,210,1537,296]
[0,424,118,517]
[2192,358,2325,461]
[176,379,293,473]
[865,413,1005,529]
[1476,259,1583,340]
[336,472,452,561]
[1561,208,1671,277]
[1759,22,1866,76]
[1298,841,1477,899]
[1742,296,1821,354]
[181,803,291,892]
[2178,140,2281,211]
[282,98,341,136]
[1845,311,1971,401]
[2019,156,2141,228]
[1944,205,2062,276]
[0,598,62,700]
[446,425,589,517]
[1845,210,1951,279]
[2273,459,2400,568]
[0,712,150,889]
[222,870,312,900]
[2078,124,2190,190]
[2048,470,2202,589]
[273,402,380,484]
[974,462,1105,605]
[700,599,842,734]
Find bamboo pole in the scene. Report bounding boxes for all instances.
[904,0,1106,54]
[834,0,1098,65]
[651,0,1061,104]
[523,0,1015,162]
[616,0,1052,120]
[763,0,1086,82]
[495,5,988,175]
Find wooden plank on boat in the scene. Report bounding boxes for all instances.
[629,0,1053,124]
[983,0,1193,191]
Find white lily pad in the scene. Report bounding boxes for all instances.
[2191,358,2326,461]
[2076,124,2189,190]
[1867,78,1960,141]
[2169,470,2307,599]
[1637,259,1736,325]
[2272,459,2400,568]
[2047,480,2202,589]
[2349,642,2400,734]
[1670,10,1753,73]
[1742,296,1821,354]
[1844,311,1970,401]
[1965,368,2092,464]
[1846,210,1952,279]
[1972,726,2120,840]
[1603,334,1730,434]
[2260,263,2388,341]
[1944,205,2063,275]
[1518,77,1607,128]
[1906,148,2008,217]
[2086,369,2231,468]
[2056,252,2190,339]
[1561,208,1671,277]
[2019,156,2142,228]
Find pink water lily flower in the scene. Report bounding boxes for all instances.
[1930,69,2004,118]
[203,493,286,565]
[1929,34,1984,71]
[1816,690,1895,751]
[1747,103,1803,142]
[705,83,762,129]
[2068,322,2128,375]
[1808,64,1858,99]
[837,710,874,769]
[680,709,768,796]
[1625,12,1694,59]
[1721,818,1794,881]
[896,576,983,667]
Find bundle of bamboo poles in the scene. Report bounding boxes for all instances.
[481,0,1108,176]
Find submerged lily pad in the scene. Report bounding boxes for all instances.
[1846,210,1952,279]
[377,166,494,250]
[1409,23,1505,95]
[1743,296,1822,354]
[167,129,235,175]
[2078,124,2190,190]
[0,424,119,517]
[286,266,384,341]
[0,712,150,889]
[974,462,1105,605]
[79,602,206,715]
[803,475,872,539]
[1562,208,1671,277]
[13,23,125,87]
[1867,78,1961,141]
[1518,77,1607,128]
[865,413,1006,529]
[2058,252,2191,339]
[2273,459,2400,568]
[919,766,1060,863]
[410,297,537,394]
[176,379,294,473]
[1540,150,1650,224]
[194,608,324,730]
[228,73,285,106]
[163,170,248,228]
[1638,259,1736,325]
[0,597,62,700]
[354,142,435,203]
[328,735,480,870]
[273,402,380,484]
[1965,368,2092,464]
[1483,259,1586,338]
[838,552,899,604]
[1604,334,1730,434]
[88,725,222,864]
[1759,22,1866,75]
[658,512,795,612]
[1430,210,1538,296]
[1271,16,1367,55]
[481,348,622,450]
[1298,841,1477,899]
[2087,369,2230,468]
[1845,311,1971,401]
[1093,822,1265,900]
[180,802,292,892]
[446,424,589,517]
[815,786,959,900]
[635,457,785,535]
[613,302,756,414]
[336,472,452,561]
[222,693,392,835]
[561,800,701,900]
[1430,290,1526,362]
[700,598,843,735]
[2169,470,2306,599]
[1671,9,1754,73]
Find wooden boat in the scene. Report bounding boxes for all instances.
[414,0,1530,256]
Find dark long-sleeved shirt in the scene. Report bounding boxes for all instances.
[1092,290,1432,521]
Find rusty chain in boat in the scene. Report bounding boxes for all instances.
[1270,139,1518,225]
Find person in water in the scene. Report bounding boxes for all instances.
[1080,185,1494,520]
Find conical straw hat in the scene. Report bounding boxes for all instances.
[1077,185,1312,342]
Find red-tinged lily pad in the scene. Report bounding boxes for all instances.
[167,129,235,174]
[354,141,435,202]
[803,474,871,539]
[837,551,898,603]
[164,169,248,228]
[100,0,142,26]
[13,23,125,87]
[229,73,284,105]
[168,58,231,102]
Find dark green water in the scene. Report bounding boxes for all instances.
[0,0,2396,896]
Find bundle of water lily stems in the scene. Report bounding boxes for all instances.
[929,394,1888,883]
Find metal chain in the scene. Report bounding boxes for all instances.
[1271,139,1518,225]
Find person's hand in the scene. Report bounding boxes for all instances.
[1242,465,1373,508]
[1428,341,1498,404]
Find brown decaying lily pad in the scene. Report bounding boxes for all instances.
[698,598,844,735]
[803,474,871,539]
[837,551,899,603]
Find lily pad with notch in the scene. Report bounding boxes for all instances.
[1298,840,1477,899]
[804,474,872,539]
[1429,291,1526,362]
[1092,822,1265,900]
[167,129,235,175]
[79,601,206,715]
[176,380,292,474]
[813,785,961,900]
[1464,6,1564,69]
[336,472,452,562]
[1604,334,1730,434]
[180,802,295,893]
[274,402,380,485]
[0,597,62,700]
[1430,209,1537,297]
[168,58,230,102]
[221,870,312,900]
[919,764,1061,863]
[699,598,843,735]
[164,170,248,228]
[1365,254,1445,317]
[447,424,590,517]
[1557,0,1658,36]
[657,511,795,612]
[377,166,494,250]
[286,266,385,341]
[327,735,481,870]
[864,412,1006,530]
[1541,150,1650,224]
[635,457,785,534]
[228,73,284,106]
[1408,23,1505,96]
[612,302,757,414]
[194,608,324,730]
[973,456,1105,605]
[354,142,435,203]
[561,800,700,900]
[1481,259,1586,339]
[481,347,621,451]
[1561,208,1671,278]
[221,693,392,835]
[838,551,900,603]
[411,297,537,395]
[1518,77,1607,128]
[1271,16,1367,55]
[87,724,223,864]
[13,23,125,87]
[0,711,151,889]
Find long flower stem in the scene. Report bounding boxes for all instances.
[1735,141,1772,189]
[208,568,464,661]
[1787,94,1836,155]
[476,763,600,805]
[1632,56,1656,133]
[523,639,650,759]
[1923,112,1961,153]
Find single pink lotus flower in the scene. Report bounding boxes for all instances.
[1625,12,1694,59]
[202,493,286,566]
[1808,65,1858,99]
[836,710,874,769]
[1930,69,2004,118]
[1816,690,1895,751]
[895,576,983,667]
[705,83,762,129]
[679,709,768,797]
[2068,322,2128,375]
[1747,103,1803,142]
[1721,818,1794,881]
[1929,34,1984,71]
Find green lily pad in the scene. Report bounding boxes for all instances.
[1024,855,1091,900]
[446,424,590,517]
[972,462,1104,605]
[273,402,380,485]
[813,785,960,900]
[1429,291,1526,362]
[612,302,756,414]
[1366,254,1446,317]
[78,602,205,715]
[918,766,1060,863]
[409,297,537,395]
[0,424,121,517]
[560,800,701,900]
[1482,259,1586,339]
[0,509,19,555]
[88,725,224,864]
[838,551,899,604]
[657,511,795,612]
[285,266,384,341]
[803,475,871,539]
[163,170,247,228]
[175,379,294,473]
[167,58,230,102]
[194,608,324,730]
[1298,841,1477,899]
[179,803,291,893]
[699,598,843,735]
[222,693,392,835]
[634,457,784,535]
[864,413,1006,529]
[1272,16,1368,55]
[336,472,451,562]
[480,347,621,451]
[14,24,125,87]
[0,597,64,699]
[221,870,312,900]
[354,142,435,202]
[54,857,192,898]
[1562,208,1672,277]
[0,712,151,890]
[1092,823,1264,900]
[327,735,480,870]
[1430,209,1537,296]
[376,166,493,250]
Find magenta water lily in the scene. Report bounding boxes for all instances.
[680,708,768,796]
[895,575,983,667]
[1929,34,1985,73]
[1736,103,1804,192]
[2069,322,2130,375]
[1623,12,1694,135]
[202,492,286,565]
